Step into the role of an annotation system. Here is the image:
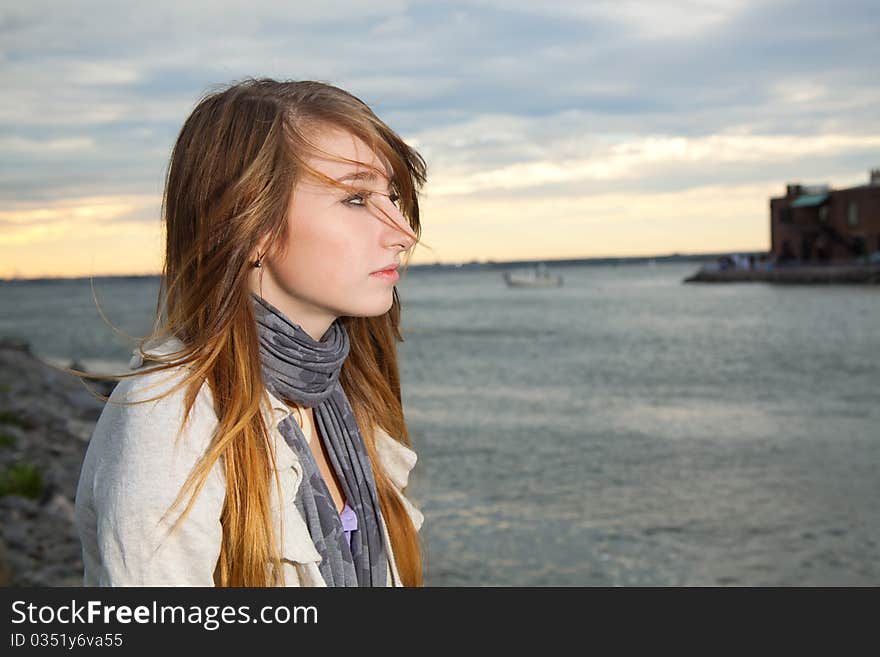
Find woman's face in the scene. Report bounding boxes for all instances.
[250,127,417,342]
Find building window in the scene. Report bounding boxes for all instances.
[781,207,793,224]
[818,205,829,223]
[847,201,859,226]
[801,236,813,260]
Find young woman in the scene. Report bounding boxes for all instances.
[72,78,427,586]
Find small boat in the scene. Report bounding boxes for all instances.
[503,262,563,288]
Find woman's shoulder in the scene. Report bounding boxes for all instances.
[111,367,213,428]
[125,335,213,407]
[76,338,227,586]
[92,339,219,460]
[78,343,223,526]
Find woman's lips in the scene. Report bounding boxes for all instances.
[370,268,400,282]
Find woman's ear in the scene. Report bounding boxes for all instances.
[251,233,274,265]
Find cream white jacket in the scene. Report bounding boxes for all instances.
[73,337,424,587]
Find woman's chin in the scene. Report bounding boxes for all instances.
[345,294,394,318]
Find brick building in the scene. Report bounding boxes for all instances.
[770,169,880,263]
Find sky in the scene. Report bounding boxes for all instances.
[1,0,878,278]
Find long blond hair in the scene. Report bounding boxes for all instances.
[66,78,429,586]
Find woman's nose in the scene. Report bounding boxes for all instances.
[375,197,417,248]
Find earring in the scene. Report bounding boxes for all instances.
[254,252,265,300]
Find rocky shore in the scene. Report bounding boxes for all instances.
[0,337,116,586]
[684,262,880,284]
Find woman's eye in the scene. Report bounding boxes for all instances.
[343,191,400,209]
[343,193,369,207]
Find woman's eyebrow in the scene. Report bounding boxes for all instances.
[335,170,396,191]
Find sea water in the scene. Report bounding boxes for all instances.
[2,262,878,585]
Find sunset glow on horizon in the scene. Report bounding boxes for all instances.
[2,2,877,279]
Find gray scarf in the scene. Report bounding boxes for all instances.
[251,292,387,587]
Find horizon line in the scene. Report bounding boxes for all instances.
[0,248,768,283]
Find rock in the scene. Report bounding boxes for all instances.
[0,340,94,586]
[78,405,103,422]
[46,493,75,523]
[66,417,98,442]
[1,516,31,548]
[31,563,83,587]
[0,538,11,585]
[0,336,31,354]
[0,495,41,517]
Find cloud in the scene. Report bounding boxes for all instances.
[471,0,746,38]
[411,109,880,197]
[0,195,160,245]
[1,0,878,275]
[0,136,96,153]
